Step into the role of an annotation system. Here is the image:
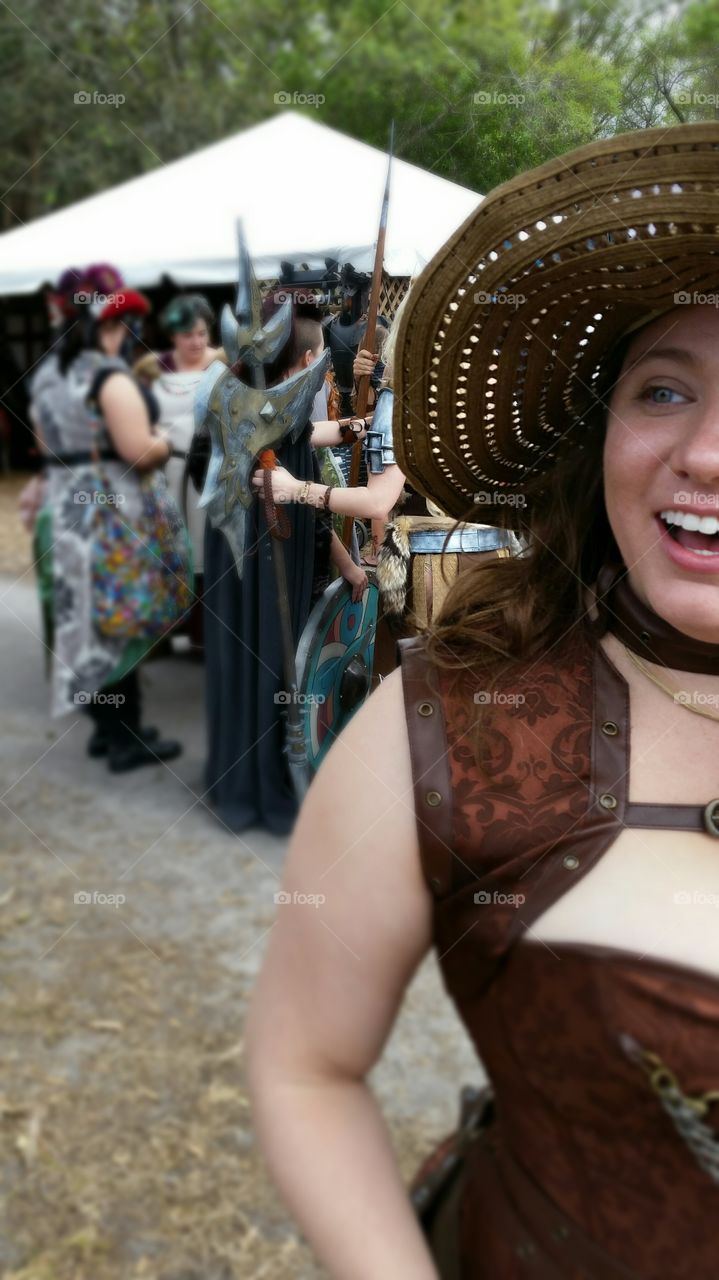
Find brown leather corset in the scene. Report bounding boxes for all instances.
[460,943,719,1279]
[399,625,719,1279]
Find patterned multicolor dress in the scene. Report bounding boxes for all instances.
[30,350,157,717]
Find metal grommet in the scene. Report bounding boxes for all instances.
[417,701,434,717]
[703,799,719,837]
[516,1241,536,1259]
[429,875,442,892]
[426,790,442,807]
[601,720,619,736]
[563,854,580,870]
[599,792,618,810]
[639,630,651,643]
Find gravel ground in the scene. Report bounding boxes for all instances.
[0,477,480,1280]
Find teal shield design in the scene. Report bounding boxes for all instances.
[296,575,379,772]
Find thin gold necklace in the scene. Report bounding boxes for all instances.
[623,645,719,724]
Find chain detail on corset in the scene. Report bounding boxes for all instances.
[621,1032,719,1184]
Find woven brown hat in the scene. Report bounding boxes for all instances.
[394,123,719,519]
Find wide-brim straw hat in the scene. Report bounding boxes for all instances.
[394,123,719,519]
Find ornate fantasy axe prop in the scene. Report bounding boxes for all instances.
[196,221,330,801]
[342,120,394,550]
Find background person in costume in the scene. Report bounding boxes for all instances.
[252,293,514,644]
[251,294,409,531]
[323,264,389,420]
[29,265,182,772]
[247,124,719,1280]
[135,293,222,652]
[203,301,367,837]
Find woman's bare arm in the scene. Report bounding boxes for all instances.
[310,417,371,448]
[329,532,368,601]
[252,462,406,521]
[325,465,406,521]
[246,670,438,1280]
[99,372,170,471]
[311,419,347,447]
[28,404,50,455]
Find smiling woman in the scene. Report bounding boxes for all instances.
[247,124,719,1280]
[605,312,719,610]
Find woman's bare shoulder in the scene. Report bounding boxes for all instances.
[97,367,141,406]
[296,669,416,860]
[286,666,429,954]
[328,666,411,780]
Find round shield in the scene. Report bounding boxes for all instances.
[296,575,379,772]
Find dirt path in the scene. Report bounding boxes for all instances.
[0,562,480,1280]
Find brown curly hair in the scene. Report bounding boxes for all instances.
[426,336,632,689]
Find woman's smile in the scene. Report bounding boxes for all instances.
[604,305,719,638]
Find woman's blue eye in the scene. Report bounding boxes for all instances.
[643,385,685,404]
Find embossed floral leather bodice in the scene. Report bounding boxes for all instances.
[400,621,719,1278]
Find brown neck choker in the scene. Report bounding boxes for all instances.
[594,565,719,675]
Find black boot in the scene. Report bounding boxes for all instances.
[107,735,182,773]
[87,725,159,758]
[89,671,183,773]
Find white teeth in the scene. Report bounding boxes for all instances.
[661,509,719,534]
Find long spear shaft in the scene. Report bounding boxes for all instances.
[341,122,394,549]
[255,372,310,802]
[267,505,309,799]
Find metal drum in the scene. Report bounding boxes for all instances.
[373,517,521,680]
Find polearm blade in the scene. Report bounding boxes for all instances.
[221,220,292,369]
[342,120,395,548]
[196,219,330,803]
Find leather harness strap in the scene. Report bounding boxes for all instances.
[398,632,719,917]
[398,637,455,897]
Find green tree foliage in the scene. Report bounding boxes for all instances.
[0,0,715,230]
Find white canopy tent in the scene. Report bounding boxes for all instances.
[0,112,483,295]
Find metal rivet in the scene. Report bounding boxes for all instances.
[703,800,719,838]
[601,720,619,736]
[418,701,434,717]
[516,1242,536,1259]
[563,854,580,870]
[599,792,618,810]
[639,630,651,643]
[429,876,442,891]
[426,790,442,807]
